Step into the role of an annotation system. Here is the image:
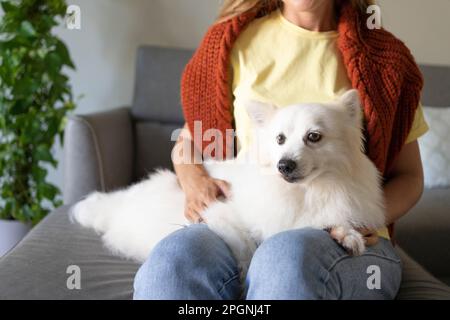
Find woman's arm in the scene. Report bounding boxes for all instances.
[383,140,425,225]
[173,123,230,223]
[332,140,425,245]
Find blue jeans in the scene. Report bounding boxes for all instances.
[133,224,402,300]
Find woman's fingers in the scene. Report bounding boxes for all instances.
[357,228,379,247]
[355,227,379,246]
[183,178,231,224]
[362,230,379,246]
[184,201,206,223]
[213,179,231,199]
[200,180,229,204]
[185,208,202,223]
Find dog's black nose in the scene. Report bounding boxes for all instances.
[277,159,297,175]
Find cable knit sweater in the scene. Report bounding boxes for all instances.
[180,2,423,179]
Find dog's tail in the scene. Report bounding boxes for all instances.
[69,191,112,231]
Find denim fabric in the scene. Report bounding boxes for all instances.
[133,224,402,300]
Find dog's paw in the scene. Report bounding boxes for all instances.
[330,226,366,256]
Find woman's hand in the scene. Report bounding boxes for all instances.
[179,169,230,223]
[356,228,379,246]
[172,123,231,223]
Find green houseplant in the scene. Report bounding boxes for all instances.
[0,0,75,239]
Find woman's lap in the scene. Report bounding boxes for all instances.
[133,224,402,300]
[133,224,241,299]
[245,228,402,299]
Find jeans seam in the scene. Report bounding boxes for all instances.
[328,252,401,274]
[217,273,240,296]
[322,252,402,299]
[322,268,332,299]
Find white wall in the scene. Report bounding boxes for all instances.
[57,0,220,115]
[378,0,450,66]
[7,0,449,190]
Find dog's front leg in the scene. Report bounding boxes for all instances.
[329,226,366,256]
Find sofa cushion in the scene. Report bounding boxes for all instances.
[0,206,449,300]
[0,206,139,300]
[395,188,450,281]
[419,107,450,188]
[396,247,450,299]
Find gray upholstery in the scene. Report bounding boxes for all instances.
[396,247,450,299]
[131,46,188,179]
[419,65,450,107]
[134,122,181,178]
[396,188,450,284]
[0,206,139,300]
[0,45,450,299]
[63,108,134,204]
[132,46,192,123]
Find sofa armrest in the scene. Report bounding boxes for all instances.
[395,188,450,281]
[63,107,134,204]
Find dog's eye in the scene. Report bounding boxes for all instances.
[306,131,322,144]
[276,134,286,145]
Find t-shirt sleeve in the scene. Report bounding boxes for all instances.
[405,103,429,144]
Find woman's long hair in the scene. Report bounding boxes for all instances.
[216,0,375,24]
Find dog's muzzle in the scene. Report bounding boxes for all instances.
[277,159,302,182]
[277,159,296,175]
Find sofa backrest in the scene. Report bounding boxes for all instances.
[131,46,194,179]
[419,64,450,107]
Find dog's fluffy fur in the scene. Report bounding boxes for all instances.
[71,90,385,277]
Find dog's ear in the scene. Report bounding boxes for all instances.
[339,89,362,122]
[244,100,277,127]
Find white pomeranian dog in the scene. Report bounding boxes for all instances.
[71,89,385,278]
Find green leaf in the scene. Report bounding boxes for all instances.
[13,77,39,98]
[39,182,59,201]
[40,15,58,30]
[35,145,54,163]
[22,205,34,220]
[32,166,48,182]
[45,51,63,76]
[55,40,75,69]
[9,99,29,115]
[20,21,37,37]
[1,1,16,13]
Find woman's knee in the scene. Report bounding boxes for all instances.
[251,228,333,266]
[134,224,240,299]
[145,224,234,275]
[246,228,334,299]
[246,228,402,300]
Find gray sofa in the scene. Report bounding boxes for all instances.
[0,46,449,300]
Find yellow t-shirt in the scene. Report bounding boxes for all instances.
[230,9,429,240]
